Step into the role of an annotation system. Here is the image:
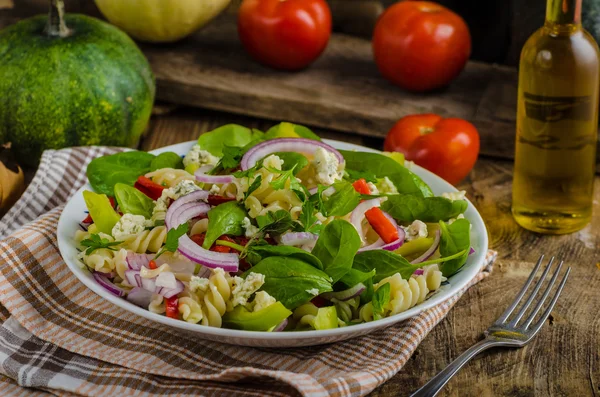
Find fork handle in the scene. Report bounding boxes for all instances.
[410,338,507,397]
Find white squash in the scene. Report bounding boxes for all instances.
[94,0,231,43]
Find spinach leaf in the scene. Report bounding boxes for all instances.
[114,183,154,218]
[155,223,189,260]
[339,150,432,197]
[273,152,309,175]
[353,249,421,282]
[256,210,300,236]
[246,256,332,309]
[198,124,257,157]
[264,122,321,141]
[372,282,391,318]
[439,219,471,277]
[150,152,183,171]
[345,168,378,183]
[311,220,361,283]
[323,181,361,217]
[203,201,247,249]
[381,194,467,223]
[87,151,155,196]
[246,245,323,270]
[339,268,376,288]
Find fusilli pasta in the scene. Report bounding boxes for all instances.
[146,168,194,188]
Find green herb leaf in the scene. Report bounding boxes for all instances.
[233,165,259,178]
[298,200,323,234]
[339,150,432,197]
[114,183,154,218]
[203,201,247,249]
[245,256,332,309]
[256,210,299,237]
[80,233,123,255]
[345,168,378,183]
[311,220,362,283]
[438,219,471,277]
[372,282,391,318]
[381,194,467,223]
[244,175,263,200]
[87,151,155,196]
[155,223,189,259]
[221,145,245,170]
[273,152,309,175]
[323,181,361,217]
[150,152,183,171]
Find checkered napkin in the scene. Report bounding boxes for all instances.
[0,147,496,397]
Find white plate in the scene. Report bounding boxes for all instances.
[57,140,488,347]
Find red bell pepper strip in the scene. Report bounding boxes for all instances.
[352,178,399,244]
[207,195,237,206]
[134,176,165,200]
[166,296,179,319]
[352,178,371,195]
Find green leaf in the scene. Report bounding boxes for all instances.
[372,282,391,317]
[309,185,328,214]
[339,150,432,197]
[203,201,247,249]
[155,223,189,259]
[221,145,245,170]
[245,256,332,309]
[80,233,123,255]
[82,190,121,235]
[339,268,376,288]
[256,210,299,237]
[273,152,309,175]
[381,194,467,223]
[198,124,257,157]
[222,302,292,331]
[264,122,321,141]
[246,245,323,270]
[150,152,183,171]
[345,168,378,183]
[87,151,155,196]
[353,250,421,283]
[311,220,362,283]
[267,166,296,190]
[439,219,471,277]
[244,175,263,200]
[323,181,361,217]
[298,200,322,234]
[114,183,154,218]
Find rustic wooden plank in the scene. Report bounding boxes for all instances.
[143,110,600,397]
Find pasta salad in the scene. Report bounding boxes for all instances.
[75,122,472,332]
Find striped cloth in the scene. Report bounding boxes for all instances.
[0,147,496,397]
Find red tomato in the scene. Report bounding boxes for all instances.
[238,0,332,70]
[384,114,480,185]
[372,1,471,92]
[165,297,179,319]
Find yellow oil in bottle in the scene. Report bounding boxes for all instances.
[512,0,599,234]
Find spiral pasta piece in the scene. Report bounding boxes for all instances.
[120,226,167,253]
[145,168,194,188]
[148,294,165,314]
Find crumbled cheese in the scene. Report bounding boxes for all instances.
[152,180,201,220]
[111,214,151,240]
[404,160,415,169]
[231,272,265,307]
[367,182,379,195]
[263,154,284,170]
[377,177,399,195]
[305,288,320,296]
[183,144,219,168]
[448,213,465,225]
[209,184,221,195]
[403,220,428,241]
[312,147,343,185]
[242,217,260,238]
[155,272,177,289]
[189,276,210,293]
[252,291,277,312]
[442,190,467,201]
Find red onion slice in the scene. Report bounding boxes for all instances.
[126,252,152,270]
[141,277,156,292]
[469,247,475,255]
[93,272,125,297]
[359,227,405,252]
[240,138,344,170]
[124,270,142,288]
[280,232,319,246]
[413,269,425,276]
[195,165,235,184]
[126,287,154,307]
[350,199,381,242]
[410,230,441,264]
[273,318,289,332]
[321,283,366,301]
[157,280,185,299]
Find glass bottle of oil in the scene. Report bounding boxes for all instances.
[512,0,599,234]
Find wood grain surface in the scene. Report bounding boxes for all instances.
[143,107,600,397]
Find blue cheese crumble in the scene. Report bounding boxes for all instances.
[111,214,152,240]
[183,144,219,168]
[312,148,344,185]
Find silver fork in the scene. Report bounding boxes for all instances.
[411,255,571,397]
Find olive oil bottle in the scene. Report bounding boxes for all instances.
[512,0,599,234]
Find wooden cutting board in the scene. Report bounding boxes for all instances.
[140,16,521,162]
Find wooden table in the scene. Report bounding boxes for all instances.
[142,106,599,397]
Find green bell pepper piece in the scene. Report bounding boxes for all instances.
[82,190,121,235]
[222,302,292,331]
